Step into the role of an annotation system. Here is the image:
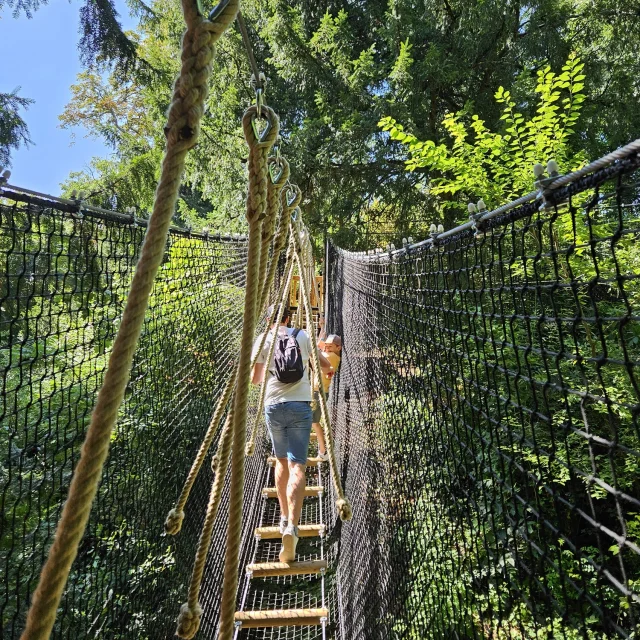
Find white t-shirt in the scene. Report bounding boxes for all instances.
[252,327,312,406]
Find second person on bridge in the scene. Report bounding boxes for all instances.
[251,307,334,563]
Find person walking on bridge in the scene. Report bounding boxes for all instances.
[251,308,333,562]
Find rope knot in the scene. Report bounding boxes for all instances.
[269,156,290,189]
[242,105,279,150]
[284,183,302,212]
[176,602,203,639]
[164,508,185,536]
[336,498,353,521]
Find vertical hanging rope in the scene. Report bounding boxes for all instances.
[19,4,239,639]
[218,104,279,640]
[165,194,298,532]
[173,244,292,633]
[165,232,295,532]
[245,251,296,456]
[164,374,235,535]
[256,156,289,298]
[175,409,234,638]
[261,184,301,308]
[292,221,352,521]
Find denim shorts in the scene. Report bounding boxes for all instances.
[265,401,312,464]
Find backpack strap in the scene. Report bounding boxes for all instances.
[292,328,301,340]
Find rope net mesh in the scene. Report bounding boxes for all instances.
[2,143,640,640]
[326,153,640,638]
[0,191,264,639]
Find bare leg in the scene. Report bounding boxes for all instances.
[312,422,327,455]
[275,457,289,519]
[287,461,307,527]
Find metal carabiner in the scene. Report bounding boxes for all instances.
[250,72,267,118]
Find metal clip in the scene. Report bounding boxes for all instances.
[208,0,230,21]
[250,72,267,118]
[535,159,562,210]
[468,200,486,238]
[71,191,85,219]
[429,224,444,251]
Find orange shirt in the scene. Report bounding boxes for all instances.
[314,352,341,393]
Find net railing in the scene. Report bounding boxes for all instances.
[327,147,640,639]
[0,186,266,639]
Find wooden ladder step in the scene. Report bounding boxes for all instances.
[262,486,323,498]
[268,456,323,467]
[255,524,325,539]
[234,608,329,628]
[246,559,327,578]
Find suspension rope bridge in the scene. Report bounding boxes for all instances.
[1,0,640,638]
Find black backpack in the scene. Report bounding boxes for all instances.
[273,328,304,383]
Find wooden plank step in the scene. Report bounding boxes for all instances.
[246,559,327,578]
[234,608,328,628]
[310,432,317,441]
[255,524,325,539]
[262,486,323,498]
[267,456,323,467]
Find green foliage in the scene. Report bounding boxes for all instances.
[0,204,246,636]
[55,1,640,247]
[0,88,33,167]
[379,54,588,222]
[78,0,139,69]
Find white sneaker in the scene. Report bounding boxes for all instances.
[317,451,329,463]
[279,524,299,563]
[279,515,288,535]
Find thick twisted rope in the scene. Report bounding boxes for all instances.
[19,4,239,639]
[292,220,352,521]
[245,250,296,456]
[218,104,279,640]
[256,156,289,299]
[175,409,234,638]
[261,184,301,309]
[173,242,289,628]
[164,373,235,535]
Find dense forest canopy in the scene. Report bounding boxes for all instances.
[2,0,640,246]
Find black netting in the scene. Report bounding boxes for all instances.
[327,153,640,639]
[0,190,265,639]
[4,145,640,640]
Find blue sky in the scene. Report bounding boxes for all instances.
[0,0,136,195]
